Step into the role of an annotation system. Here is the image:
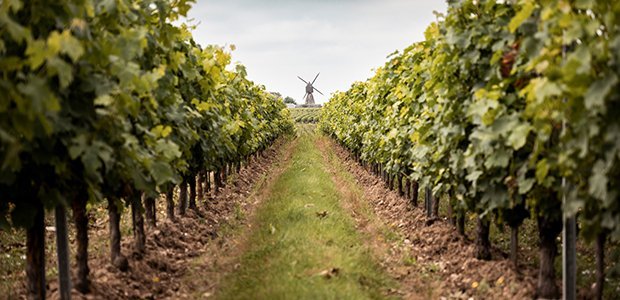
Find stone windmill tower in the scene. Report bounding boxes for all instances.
[298,73,324,105]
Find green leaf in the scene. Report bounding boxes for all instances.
[534,79,562,103]
[575,0,594,9]
[566,46,591,75]
[588,160,608,202]
[151,162,174,185]
[466,170,483,183]
[509,1,535,33]
[81,148,102,181]
[584,74,618,112]
[468,98,498,120]
[484,148,510,168]
[518,178,535,194]
[535,159,549,183]
[69,135,88,159]
[506,123,531,150]
[17,76,61,115]
[155,140,182,160]
[47,57,73,88]
[490,114,519,137]
[0,13,30,43]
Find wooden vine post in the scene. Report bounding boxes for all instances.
[55,205,71,300]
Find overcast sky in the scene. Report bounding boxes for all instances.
[184,0,447,104]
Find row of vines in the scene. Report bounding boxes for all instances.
[320,0,619,298]
[290,108,321,123]
[0,0,294,298]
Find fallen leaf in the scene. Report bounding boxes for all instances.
[316,211,329,218]
[318,267,340,279]
[496,276,505,286]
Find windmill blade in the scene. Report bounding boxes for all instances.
[297,76,309,84]
[313,87,324,96]
[311,72,320,84]
[302,92,308,100]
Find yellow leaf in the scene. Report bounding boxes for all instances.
[161,126,172,138]
[474,88,487,101]
[26,39,49,69]
[509,1,535,33]
[48,30,84,62]
[196,101,213,112]
[94,95,114,107]
[46,31,62,54]
[409,132,419,143]
[150,125,164,137]
[472,281,479,289]
[496,276,505,286]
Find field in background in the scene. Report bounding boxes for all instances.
[289,108,321,124]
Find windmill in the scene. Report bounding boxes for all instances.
[298,73,324,105]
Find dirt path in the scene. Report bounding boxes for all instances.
[202,127,535,300]
[173,135,300,298]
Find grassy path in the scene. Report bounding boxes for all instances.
[215,129,394,300]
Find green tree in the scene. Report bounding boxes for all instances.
[284,96,296,105]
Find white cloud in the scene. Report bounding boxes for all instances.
[184,0,447,104]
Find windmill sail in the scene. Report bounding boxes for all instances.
[311,72,320,84]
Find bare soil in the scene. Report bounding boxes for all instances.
[3,132,550,299]
[321,137,537,299]
[7,138,292,300]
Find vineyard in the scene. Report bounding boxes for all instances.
[1,0,619,299]
[0,0,294,298]
[289,108,321,124]
[320,0,620,299]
